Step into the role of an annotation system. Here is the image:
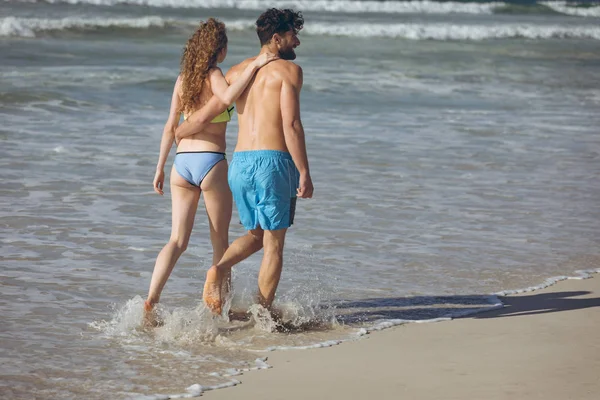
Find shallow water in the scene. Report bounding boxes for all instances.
[1,1,600,398]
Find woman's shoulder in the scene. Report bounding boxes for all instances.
[208,67,224,77]
[207,67,225,83]
[175,74,183,96]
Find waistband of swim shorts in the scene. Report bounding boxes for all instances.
[232,150,292,161]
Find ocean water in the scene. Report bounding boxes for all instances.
[1,0,600,398]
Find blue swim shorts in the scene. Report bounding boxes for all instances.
[228,150,299,231]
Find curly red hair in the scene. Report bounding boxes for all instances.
[179,18,228,115]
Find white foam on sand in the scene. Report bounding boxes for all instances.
[494,268,600,296]
[135,358,272,400]
[358,268,600,336]
[253,340,344,352]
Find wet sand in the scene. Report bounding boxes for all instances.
[206,275,600,400]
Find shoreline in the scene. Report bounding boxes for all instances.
[194,269,600,400]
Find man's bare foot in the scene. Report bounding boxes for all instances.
[203,266,222,315]
[268,307,283,323]
[228,309,251,321]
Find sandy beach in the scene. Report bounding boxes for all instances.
[206,275,600,400]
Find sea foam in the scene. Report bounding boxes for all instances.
[542,1,600,17]
[4,16,599,41]
[33,0,600,17]
[359,268,600,335]
[0,15,171,37]
[27,0,504,14]
[303,21,600,40]
[28,0,600,17]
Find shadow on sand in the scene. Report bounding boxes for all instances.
[475,290,600,319]
[221,290,600,333]
[330,290,600,325]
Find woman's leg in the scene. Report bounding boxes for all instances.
[201,160,233,293]
[146,166,201,307]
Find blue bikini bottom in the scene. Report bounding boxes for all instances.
[173,151,226,187]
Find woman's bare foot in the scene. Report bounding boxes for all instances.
[203,266,222,315]
[143,300,161,328]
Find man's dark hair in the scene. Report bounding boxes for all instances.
[256,8,304,46]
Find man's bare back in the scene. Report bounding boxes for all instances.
[226,57,303,153]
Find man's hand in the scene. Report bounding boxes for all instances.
[297,173,313,199]
[153,169,165,195]
[174,125,186,145]
[175,119,197,145]
[175,97,229,143]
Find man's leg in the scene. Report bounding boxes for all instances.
[257,228,287,309]
[203,228,264,314]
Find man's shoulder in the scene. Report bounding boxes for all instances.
[225,58,255,81]
[231,58,254,72]
[274,60,301,72]
[271,60,302,82]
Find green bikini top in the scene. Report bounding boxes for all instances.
[211,105,235,123]
[183,105,234,123]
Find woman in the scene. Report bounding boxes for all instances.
[144,18,277,321]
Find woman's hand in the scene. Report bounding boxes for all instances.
[253,52,279,68]
[153,169,165,195]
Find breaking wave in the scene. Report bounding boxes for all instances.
[3,15,599,40]
[0,15,174,37]
[22,1,600,17]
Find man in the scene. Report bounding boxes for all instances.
[176,8,312,315]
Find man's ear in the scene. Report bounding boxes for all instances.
[272,33,281,45]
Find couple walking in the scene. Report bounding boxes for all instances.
[144,8,313,322]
